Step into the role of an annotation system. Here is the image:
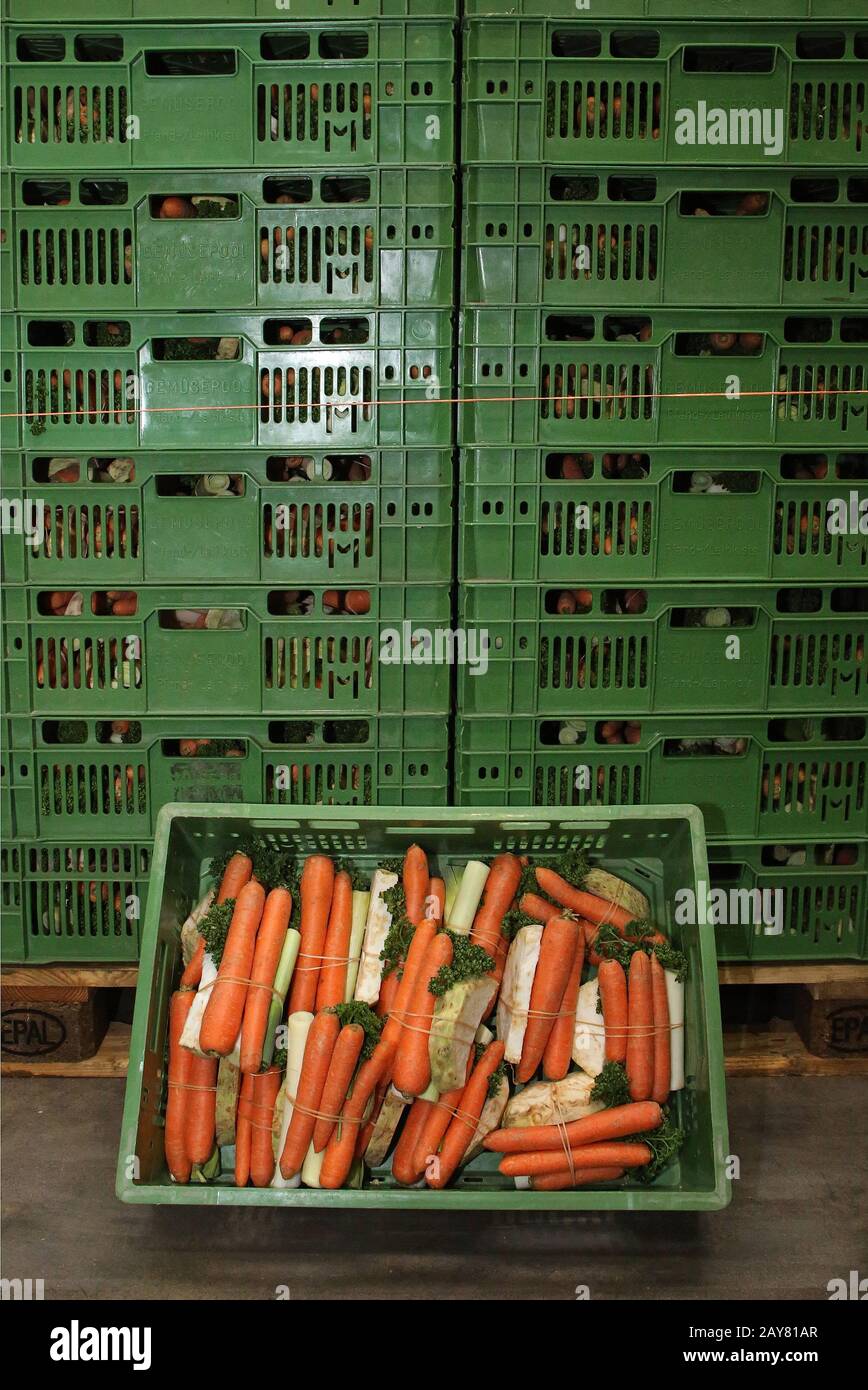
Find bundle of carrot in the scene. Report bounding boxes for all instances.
[163,839,687,1192]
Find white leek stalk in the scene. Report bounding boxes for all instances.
[665,970,685,1091]
[271,1012,314,1189]
[344,891,370,1001]
[445,860,490,935]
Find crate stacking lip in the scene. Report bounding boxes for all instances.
[456,582,868,717]
[118,802,730,1209]
[1,450,453,586]
[7,168,456,312]
[2,1,458,17]
[459,308,868,449]
[463,165,868,310]
[463,20,868,167]
[707,838,867,963]
[454,713,868,840]
[1,714,450,840]
[1,583,453,717]
[0,838,151,964]
[463,1,860,15]
[3,311,453,451]
[458,447,868,584]
[6,22,455,170]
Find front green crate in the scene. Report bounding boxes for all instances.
[118,803,729,1208]
[6,23,455,171]
[1,450,453,586]
[463,21,868,168]
[1,839,150,963]
[1,714,450,840]
[456,582,867,717]
[2,311,453,451]
[463,166,868,309]
[454,713,868,840]
[5,169,456,313]
[1,584,453,716]
[459,309,867,449]
[459,447,868,584]
[708,839,867,962]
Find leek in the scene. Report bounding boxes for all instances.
[271,1012,313,1190]
[445,860,490,935]
[665,969,685,1090]
[344,891,370,1002]
[261,926,301,1067]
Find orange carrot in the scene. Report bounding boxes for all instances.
[650,953,671,1104]
[184,1050,218,1166]
[499,1141,652,1178]
[376,967,400,1018]
[534,867,635,934]
[517,915,580,1083]
[626,950,654,1102]
[403,844,429,926]
[355,1079,389,1158]
[240,885,292,1074]
[181,936,205,989]
[279,1010,341,1178]
[200,880,266,1057]
[217,851,253,904]
[470,853,522,980]
[315,870,352,1011]
[313,1023,365,1152]
[391,931,452,1097]
[381,918,437,1061]
[484,1101,662,1153]
[427,1041,506,1189]
[427,877,446,923]
[320,1043,392,1188]
[287,855,334,1014]
[249,1067,283,1188]
[165,990,194,1183]
[530,1167,625,1191]
[519,892,558,923]
[543,925,586,1080]
[598,957,629,1064]
[413,1084,464,1178]
[235,1073,254,1187]
[392,1097,434,1185]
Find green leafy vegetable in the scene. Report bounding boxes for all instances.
[379,881,414,977]
[271,1047,288,1073]
[327,1001,382,1060]
[487,1058,508,1100]
[198,900,235,968]
[594,922,639,970]
[379,857,404,875]
[429,932,494,997]
[590,1061,631,1109]
[501,905,536,943]
[334,859,370,891]
[653,940,688,982]
[632,1114,685,1182]
[209,838,297,897]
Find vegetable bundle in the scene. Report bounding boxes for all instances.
[165,840,687,1192]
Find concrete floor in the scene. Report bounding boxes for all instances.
[3,1075,866,1300]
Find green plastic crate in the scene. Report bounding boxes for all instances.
[454,713,868,840]
[3,311,453,451]
[117,802,730,1208]
[464,2,855,15]
[456,582,868,717]
[463,20,868,167]
[463,166,868,309]
[1,583,453,716]
[707,838,867,961]
[1,838,150,963]
[1,713,450,839]
[1,450,453,585]
[3,2,456,16]
[459,308,868,449]
[6,23,455,170]
[5,169,456,312]
[458,447,868,583]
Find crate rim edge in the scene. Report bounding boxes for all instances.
[117,800,731,1210]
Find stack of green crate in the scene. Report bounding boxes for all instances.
[0,4,458,960]
[455,6,867,962]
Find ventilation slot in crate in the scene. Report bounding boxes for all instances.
[25,366,137,428]
[259,221,374,295]
[546,79,662,143]
[777,362,867,433]
[256,81,372,153]
[259,365,373,430]
[19,226,133,288]
[37,503,140,562]
[783,223,868,289]
[263,501,374,568]
[789,80,865,152]
[264,633,373,699]
[34,634,143,692]
[13,83,129,147]
[265,758,374,806]
[540,633,650,692]
[540,498,652,558]
[770,628,865,698]
[540,360,654,422]
[39,760,147,819]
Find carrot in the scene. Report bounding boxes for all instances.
[240,886,292,1074]
[542,925,586,1080]
[235,1073,254,1187]
[287,855,335,1014]
[199,880,266,1057]
[376,967,400,1018]
[279,1010,340,1178]
[355,1079,389,1158]
[249,1068,283,1188]
[315,870,352,1011]
[165,990,194,1184]
[180,936,205,989]
[519,892,558,923]
[626,949,654,1102]
[391,931,453,1097]
[392,1097,435,1186]
[650,952,671,1104]
[380,918,438,1060]
[530,1167,625,1191]
[427,877,446,923]
[534,867,635,934]
[403,844,429,926]
[499,1141,652,1178]
[517,915,580,1083]
[414,1085,463,1177]
[313,1023,365,1152]
[426,1041,505,1189]
[598,957,629,1063]
[470,853,522,979]
[484,1101,662,1154]
[217,851,253,904]
[320,1043,392,1188]
[184,1050,218,1165]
